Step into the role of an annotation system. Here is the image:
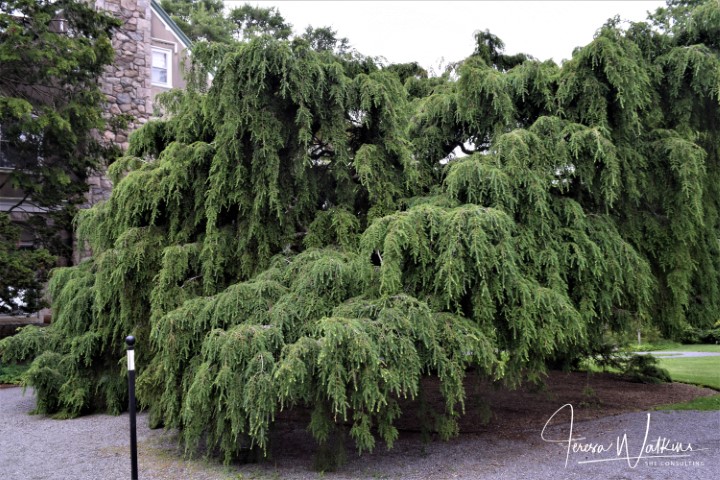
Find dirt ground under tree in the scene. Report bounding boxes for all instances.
[414,369,717,437]
[268,369,718,444]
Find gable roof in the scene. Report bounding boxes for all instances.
[150,0,192,49]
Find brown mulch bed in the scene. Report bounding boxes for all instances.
[404,370,718,439]
[254,369,719,464]
[266,369,718,446]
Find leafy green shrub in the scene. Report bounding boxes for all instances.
[591,351,671,384]
[698,328,720,344]
[678,325,702,344]
[677,325,720,344]
[622,354,671,384]
[610,324,665,349]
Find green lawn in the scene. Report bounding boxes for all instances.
[584,342,720,410]
[650,344,720,392]
[656,394,720,411]
[630,341,720,352]
[656,356,720,390]
[630,339,683,352]
[649,343,720,353]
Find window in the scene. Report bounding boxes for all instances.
[151,48,172,87]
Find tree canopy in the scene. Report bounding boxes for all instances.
[0,0,119,313]
[3,0,720,466]
[160,0,235,43]
[161,0,351,52]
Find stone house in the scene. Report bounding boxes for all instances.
[88,0,192,206]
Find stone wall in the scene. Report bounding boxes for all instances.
[85,0,153,208]
[96,0,152,151]
[73,1,153,263]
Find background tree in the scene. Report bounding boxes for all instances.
[0,0,119,313]
[3,0,719,468]
[0,215,54,313]
[300,25,350,53]
[159,1,296,43]
[228,2,292,40]
[159,0,234,43]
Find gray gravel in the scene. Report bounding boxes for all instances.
[0,387,230,480]
[636,351,720,358]
[1,386,718,480]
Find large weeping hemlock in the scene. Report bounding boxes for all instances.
[3,0,720,461]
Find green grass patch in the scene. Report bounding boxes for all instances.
[0,362,29,385]
[656,356,720,390]
[651,344,720,353]
[655,394,720,411]
[627,340,684,352]
[625,342,720,353]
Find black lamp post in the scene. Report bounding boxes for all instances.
[126,335,138,480]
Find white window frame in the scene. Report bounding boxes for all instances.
[151,47,172,88]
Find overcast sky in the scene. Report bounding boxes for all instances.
[224,1,667,69]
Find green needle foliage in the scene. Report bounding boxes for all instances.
[3,0,720,464]
[159,0,235,43]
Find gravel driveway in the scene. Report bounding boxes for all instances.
[1,386,718,480]
[636,351,720,358]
